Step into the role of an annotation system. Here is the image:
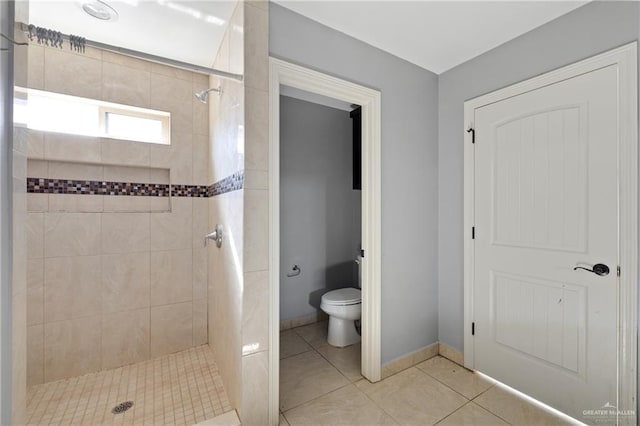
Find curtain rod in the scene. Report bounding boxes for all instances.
[19,23,243,82]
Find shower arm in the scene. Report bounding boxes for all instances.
[18,22,243,82]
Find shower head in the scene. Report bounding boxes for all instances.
[195,87,223,104]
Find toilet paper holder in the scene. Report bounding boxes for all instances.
[205,224,223,248]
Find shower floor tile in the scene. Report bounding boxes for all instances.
[26,345,232,426]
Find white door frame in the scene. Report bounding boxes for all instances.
[268,58,382,425]
[463,42,638,424]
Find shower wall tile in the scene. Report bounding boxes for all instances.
[229,2,244,75]
[27,129,45,159]
[47,161,102,181]
[26,286,43,327]
[27,193,48,212]
[101,308,150,370]
[44,315,102,382]
[26,37,210,386]
[44,255,102,322]
[242,270,269,356]
[102,252,151,314]
[192,198,209,248]
[244,86,269,171]
[243,189,269,272]
[151,62,193,82]
[44,213,101,257]
[193,299,208,346]
[150,197,192,251]
[101,138,151,167]
[102,50,152,72]
[48,194,104,213]
[102,61,151,108]
[150,302,193,358]
[26,213,44,259]
[44,133,102,164]
[101,212,150,254]
[43,48,102,100]
[27,324,44,387]
[27,45,44,90]
[244,3,269,92]
[150,249,193,306]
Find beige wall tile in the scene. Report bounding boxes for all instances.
[102,50,152,72]
[192,198,209,248]
[103,195,150,213]
[193,247,207,300]
[244,87,269,171]
[102,308,150,370]
[149,167,170,184]
[193,299,208,346]
[27,194,48,212]
[103,165,149,183]
[44,255,101,322]
[242,271,268,356]
[241,350,269,425]
[101,212,150,254]
[244,4,268,91]
[150,74,193,134]
[27,324,44,387]
[26,213,44,259]
[44,48,102,99]
[48,161,103,180]
[44,315,102,382]
[27,258,43,289]
[44,213,101,257]
[151,63,193,82]
[243,169,268,190]
[28,45,45,90]
[27,129,45,159]
[150,302,193,357]
[150,249,193,306]
[27,159,47,177]
[27,286,43,326]
[150,134,193,184]
[149,196,171,212]
[102,252,150,314]
[44,133,102,163]
[150,197,192,251]
[243,189,268,272]
[48,194,104,213]
[192,134,209,185]
[101,138,150,166]
[102,61,151,108]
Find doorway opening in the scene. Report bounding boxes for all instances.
[268,58,382,425]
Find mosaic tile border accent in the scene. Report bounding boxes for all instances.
[26,171,245,198]
[208,171,244,197]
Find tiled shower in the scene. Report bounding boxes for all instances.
[15,0,271,424]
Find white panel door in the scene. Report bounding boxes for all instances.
[474,65,618,423]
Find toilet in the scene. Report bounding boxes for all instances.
[320,257,362,347]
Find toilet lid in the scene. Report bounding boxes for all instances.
[322,288,361,305]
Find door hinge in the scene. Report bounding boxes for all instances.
[360,249,365,258]
[466,127,475,144]
[472,322,475,336]
[617,266,621,277]
[472,227,475,239]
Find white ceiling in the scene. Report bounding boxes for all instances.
[28,0,237,68]
[274,1,587,74]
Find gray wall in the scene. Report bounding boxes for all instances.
[280,96,361,321]
[0,1,13,423]
[270,3,440,364]
[438,1,640,352]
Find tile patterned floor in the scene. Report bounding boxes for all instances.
[26,345,232,426]
[280,321,577,426]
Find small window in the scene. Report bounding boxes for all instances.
[14,87,171,145]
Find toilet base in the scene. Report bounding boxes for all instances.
[327,316,361,347]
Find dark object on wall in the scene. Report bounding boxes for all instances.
[350,106,362,190]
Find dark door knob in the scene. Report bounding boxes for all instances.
[573,263,610,276]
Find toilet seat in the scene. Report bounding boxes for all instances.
[322,288,361,306]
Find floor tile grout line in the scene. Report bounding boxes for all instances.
[413,360,486,402]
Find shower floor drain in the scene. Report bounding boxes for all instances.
[111,401,134,414]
